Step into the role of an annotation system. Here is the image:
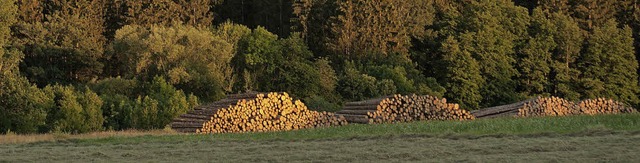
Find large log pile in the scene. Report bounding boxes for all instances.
[335,94,475,124]
[472,97,637,119]
[517,97,577,117]
[170,92,263,133]
[577,98,636,115]
[195,92,347,134]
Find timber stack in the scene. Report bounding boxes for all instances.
[170,92,263,133]
[195,92,347,134]
[335,94,475,124]
[517,96,577,117]
[577,98,636,115]
[472,96,637,119]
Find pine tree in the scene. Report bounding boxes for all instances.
[13,0,107,86]
[572,0,618,30]
[516,8,555,97]
[327,0,433,60]
[441,36,484,110]
[1,0,51,134]
[537,0,571,14]
[578,19,640,106]
[549,12,584,100]
[456,0,530,106]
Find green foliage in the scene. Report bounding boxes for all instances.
[548,12,584,101]
[578,19,640,106]
[456,0,530,107]
[337,63,396,101]
[43,85,104,134]
[0,51,51,134]
[0,0,49,134]
[91,77,139,130]
[0,0,17,47]
[232,29,327,100]
[215,0,293,37]
[110,24,233,101]
[328,0,434,60]
[91,76,198,130]
[0,75,50,134]
[122,0,217,27]
[12,0,106,86]
[516,8,556,97]
[441,37,484,110]
[140,76,198,129]
[303,95,341,112]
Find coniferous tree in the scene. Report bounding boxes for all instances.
[328,0,434,60]
[572,0,618,30]
[578,19,640,106]
[441,36,484,110]
[517,8,555,97]
[549,11,584,100]
[1,0,51,134]
[13,0,106,86]
[456,0,530,107]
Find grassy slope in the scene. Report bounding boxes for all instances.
[1,114,640,162]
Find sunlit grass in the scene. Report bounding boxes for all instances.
[2,113,639,145]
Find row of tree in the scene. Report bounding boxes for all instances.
[1,0,639,134]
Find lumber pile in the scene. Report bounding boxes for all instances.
[472,96,637,119]
[577,98,636,115]
[195,92,347,134]
[335,94,475,124]
[517,96,577,117]
[170,92,263,133]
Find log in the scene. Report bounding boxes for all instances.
[472,98,536,118]
[335,110,376,115]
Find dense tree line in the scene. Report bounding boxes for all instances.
[1,0,639,134]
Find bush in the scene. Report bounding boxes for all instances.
[338,67,385,101]
[92,76,198,130]
[303,96,341,112]
[110,24,233,102]
[0,74,51,134]
[0,49,51,134]
[140,76,199,129]
[43,85,104,133]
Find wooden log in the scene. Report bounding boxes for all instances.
[472,98,536,118]
[344,96,393,106]
[335,110,377,115]
[335,114,371,124]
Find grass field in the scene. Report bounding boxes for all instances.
[1,114,640,162]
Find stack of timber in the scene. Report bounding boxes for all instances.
[170,92,263,133]
[195,92,348,134]
[472,96,637,119]
[335,94,475,124]
[517,96,577,117]
[577,98,636,115]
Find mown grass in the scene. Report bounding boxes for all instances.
[2,113,640,162]
[79,113,640,144]
[0,114,640,162]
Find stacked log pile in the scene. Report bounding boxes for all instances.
[335,94,475,124]
[517,96,577,117]
[170,92,263,133]
[577,98,636,115]
[195,92,347,134]
[472,97,637,119]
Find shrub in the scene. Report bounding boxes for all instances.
[43,85,104,133]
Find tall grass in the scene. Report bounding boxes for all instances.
[2,113,638,144]
[82,113,640,144]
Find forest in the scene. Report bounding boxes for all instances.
[0,0,639,134]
